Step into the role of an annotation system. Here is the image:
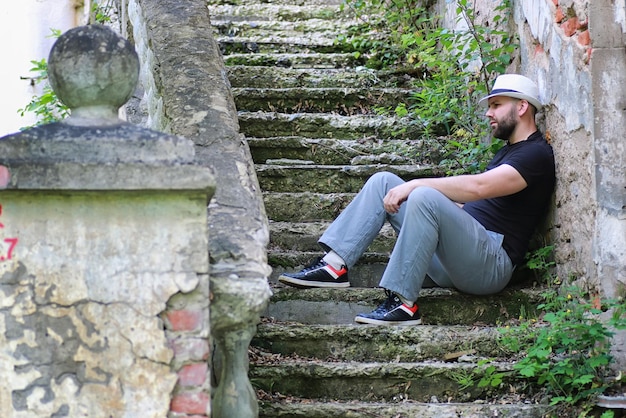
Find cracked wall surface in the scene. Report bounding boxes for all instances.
[0,191,209,417]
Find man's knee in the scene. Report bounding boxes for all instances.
[407,186,444,203]
[364,171,402,192]
[368,171,395,184]
[406,187,447,214]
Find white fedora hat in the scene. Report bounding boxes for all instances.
[479,74,542,111]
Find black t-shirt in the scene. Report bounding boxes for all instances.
[463,131,555,266]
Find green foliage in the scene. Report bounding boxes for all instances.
[500,283,626,413]
[18,2,114,129]
[91,0,115,24]
[524,245,557,282]
[338,0,517,174]
[475,358,508,389]
[18,34,70,129]
[451,358,510,392]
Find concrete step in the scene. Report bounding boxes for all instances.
[223,52,362,68]
[265,286,542,326]
[209,3,350,22]
[217,37,347,54]
[253,323,503,362]
[269,221,395,253]
[256,162,440,193]
[226,66,418,89]
[211,0,343,6]
[263,192,355,221]
[238,111,424,140]
[248,137,441,166]
[211,17,360,38]
[268,250,388,288]
[258,399,551,418]
[250,358,522,402]
[233,86,413,114]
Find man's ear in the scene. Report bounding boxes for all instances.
[518,99,530,116]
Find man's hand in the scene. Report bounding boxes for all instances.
[382,164,527,214]
[383,182,416,214]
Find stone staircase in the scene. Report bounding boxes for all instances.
[208,0,551,416]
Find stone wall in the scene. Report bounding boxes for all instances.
[0,25,216,418]
[123,0,272,416]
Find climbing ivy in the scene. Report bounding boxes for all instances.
[338,0,517,174]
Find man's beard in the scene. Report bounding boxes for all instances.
[492,106,517,140]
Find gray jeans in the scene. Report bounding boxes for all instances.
[319,172,514,301]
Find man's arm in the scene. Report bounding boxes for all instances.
[383,164,527,214]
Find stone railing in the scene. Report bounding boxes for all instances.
[124,0,273,417]
[0,25,215,417]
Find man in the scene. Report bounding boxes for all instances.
[278,74,556,326]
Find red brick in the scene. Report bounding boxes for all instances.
[170,392,209,415]
[170,337,211,361]
[167,310,204,331]
[534,44,545,55]
[178,363,209,386]
[578,30,591,47]
[555,8,564,23]
[561,17,579,37]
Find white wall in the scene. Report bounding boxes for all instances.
[0,0,78,136]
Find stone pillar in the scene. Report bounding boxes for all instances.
[124,1,273,416]
[0,25,215,417]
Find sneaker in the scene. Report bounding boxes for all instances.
[355,289,421,325]
[278,257,349,288]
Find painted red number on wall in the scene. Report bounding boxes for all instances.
[0,203,18,262]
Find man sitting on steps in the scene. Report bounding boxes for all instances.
[278,74,556,326]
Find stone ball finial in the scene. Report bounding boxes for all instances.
[48,25,139,124]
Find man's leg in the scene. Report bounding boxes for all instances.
[319,171,406,267]
[380,186,514,301]
[356,187,514,325]
[278,172,406,288]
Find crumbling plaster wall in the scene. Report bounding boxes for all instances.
[513,0,597,287]
[123,0,272,415]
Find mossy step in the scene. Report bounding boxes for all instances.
[269,220,395,252]
[259,399,551,418]
[209,4,350,22]
[210,0,343,6]
[265,286,542,325]
[238,111,424,140]
[218,37,349,55]
[263,192,355,221]
[211,18,360,38]
[249,137,441,166]
[233,87,413,114]
[256,162,440,193]
[250,359,521,402]
[268,250,388,288]
[227,66,418,89]
[208,0,343,8]
[253,323,503,362]
[268,249,537,288]
[223,52,361,68]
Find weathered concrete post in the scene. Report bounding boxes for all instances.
[0,25,215,417]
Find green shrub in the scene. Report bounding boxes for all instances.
[338,0,516,173]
